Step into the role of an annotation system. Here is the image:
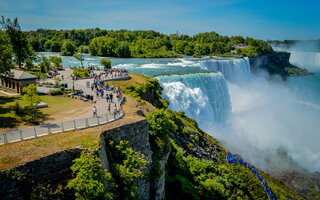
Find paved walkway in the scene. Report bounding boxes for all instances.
[0,69,129,145]
[60,69,124,119]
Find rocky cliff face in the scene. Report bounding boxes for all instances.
[100,119,154,200]
[0,149,83,200]
[249,52,309,80]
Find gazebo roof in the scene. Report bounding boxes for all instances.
[2,69,37,80]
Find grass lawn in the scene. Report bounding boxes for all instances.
[106,73,148,88]
[0,95,92,131]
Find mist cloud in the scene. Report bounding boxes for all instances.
[210,75,320,173]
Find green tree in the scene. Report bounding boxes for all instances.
[25,58,34,71]
[28,37,41,52]
[60,40,76,56]
[40,55,50,73]
[105,140,147,199]
[43,40,52,51]
[53,77,61,86]
[1,16,32,68]
[74,45,85,68]
[67,151,113,200]
[115,42,131,57]
[23,84,41,122]
[100,58,111,69]
[48,56,62,67]
[0,30,14,77]
[50,41,61,52]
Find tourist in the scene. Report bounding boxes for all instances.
[93,106,97,118]
[110,93,113,102]
[61,74,64,80]
[116,103,120,113]
[113,104,117,119]
[108,103,111,113]
[106,94,109,102]
[100,89,104,97]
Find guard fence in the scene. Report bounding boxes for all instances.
[0,97,124,145]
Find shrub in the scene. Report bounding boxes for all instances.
[49,89,62,96]
[72,71,90,79]
[60,86,65,91]
[105,140,147,199]
[67,151,113,200]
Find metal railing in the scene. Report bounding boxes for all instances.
[0,97,124,145]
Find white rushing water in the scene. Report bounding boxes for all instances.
[157,72,231,128]
[200,57,251,82]
[289,51,320,69]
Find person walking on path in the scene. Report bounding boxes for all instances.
[106,94,109,103]
[96,89,100,99]
[113,104,117,119]
[110,93,113,103]
[116,103,120,114]
[93,106,97,118]
[108,103,111,113]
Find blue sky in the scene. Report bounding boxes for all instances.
[0,0,319,40]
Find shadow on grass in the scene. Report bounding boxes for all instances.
[0,96,22,105]
[0,116,20,129]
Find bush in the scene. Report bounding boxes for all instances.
[68,151,113,200]
[105,140,147,199]
[72,71,90,79]
[60,86,65,91]
[49,89,63,96]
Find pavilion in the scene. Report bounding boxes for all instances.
[0,69,37,94]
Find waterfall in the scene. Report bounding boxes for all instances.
[289,51,320,70]
[157,72,231,128]
[201,57,251,82]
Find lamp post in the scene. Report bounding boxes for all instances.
[73,75,75,94]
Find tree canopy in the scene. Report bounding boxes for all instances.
[1,16,33,68]
[23,84,41,122]
[100,58,111,69]
[25,29,274,58]
[60,40,76,56]
[0,30,14,76]
[48,55,62,66]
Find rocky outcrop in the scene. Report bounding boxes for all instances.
[249,52,310,80]
[152,149,170,200]
[100,119,154,200]
[0,149,83,200]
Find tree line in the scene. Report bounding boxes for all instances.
[26,28,274,58]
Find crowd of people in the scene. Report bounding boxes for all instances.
[90,68,129,81]
[91,76,123,119]
[226,153,294,200]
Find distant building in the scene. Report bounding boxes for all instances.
[0,69,37,94]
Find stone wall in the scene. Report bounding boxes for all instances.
[0,148,83,200]
[100,119,154,200]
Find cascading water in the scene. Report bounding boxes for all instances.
[289,51,320,70]
[157,72,231,129]
[201,57,251,82]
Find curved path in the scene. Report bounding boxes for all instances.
[0,69,129,145]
